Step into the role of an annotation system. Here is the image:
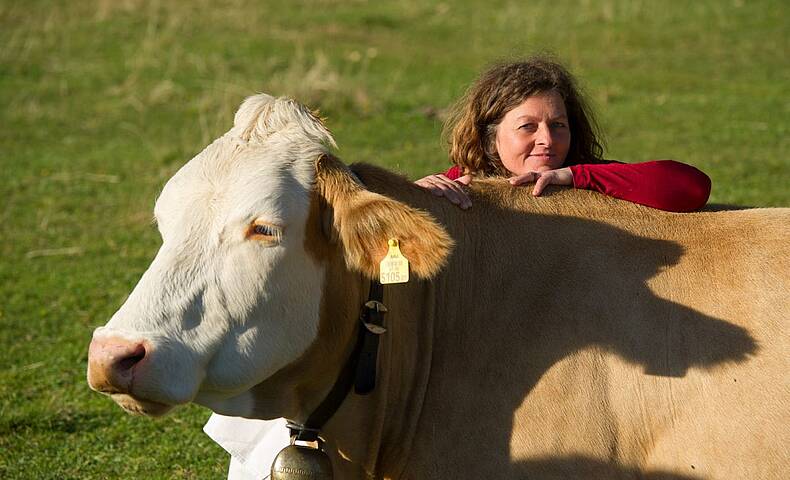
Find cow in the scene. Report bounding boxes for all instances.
[87,93,789,479]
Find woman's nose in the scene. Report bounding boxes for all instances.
[535,123,553,146]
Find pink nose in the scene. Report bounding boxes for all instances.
[87,336,147,394]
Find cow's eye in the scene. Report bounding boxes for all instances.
[247,221,281,242]
[254,224,273,236]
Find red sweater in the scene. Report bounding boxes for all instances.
[443,161,711,212]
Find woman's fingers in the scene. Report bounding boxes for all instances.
[532,174,552,196]
[508,168,573,196]
[415,174,472,209]
[532,167,573,196]
[415,174,449,196]
[509,172,539,186]
[414,176,434,189]
[455,174,473,186]
[433,176,471,208]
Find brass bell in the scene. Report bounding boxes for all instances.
[271,442,333,480]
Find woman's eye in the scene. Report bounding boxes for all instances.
[519,123,537,131]
[552,122,568,128]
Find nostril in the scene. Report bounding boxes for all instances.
[116,344,146,372]
[88,338,149,394]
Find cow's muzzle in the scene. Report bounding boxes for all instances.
[87,336,147,395]
[87,335,176,415]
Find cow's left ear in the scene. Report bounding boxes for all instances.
[315,154,453,279]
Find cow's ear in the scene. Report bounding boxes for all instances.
[315,154,452,279]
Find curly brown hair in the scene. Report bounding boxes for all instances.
[444,57,606,176]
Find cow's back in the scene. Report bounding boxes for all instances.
[614,208,789,478]
[351,164,788,479]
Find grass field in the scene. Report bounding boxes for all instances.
[1,0,787,478]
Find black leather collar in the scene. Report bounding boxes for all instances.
[287,280,386,442]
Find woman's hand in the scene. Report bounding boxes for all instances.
[415,174,473,209]
[509,167,573,196]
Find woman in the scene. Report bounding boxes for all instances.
[416,58,711,212]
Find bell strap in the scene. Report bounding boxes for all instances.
[288,280,386,442]
[354,280,386,394]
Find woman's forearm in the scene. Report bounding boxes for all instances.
[570,160,711,212]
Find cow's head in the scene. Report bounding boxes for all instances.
[87,94,451,417]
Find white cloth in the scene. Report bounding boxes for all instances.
[203,414,291,480]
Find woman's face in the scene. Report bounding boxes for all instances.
[495,90,571,175]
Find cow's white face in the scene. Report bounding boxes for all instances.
[88,94,451,418]
[90,95,337,415]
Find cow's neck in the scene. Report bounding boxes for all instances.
[308,166,450,477]
[314,269,435,477]
[244,253,430,477]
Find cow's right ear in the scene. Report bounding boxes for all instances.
[314,154,453,280]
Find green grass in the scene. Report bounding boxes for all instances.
[1,0,787,477]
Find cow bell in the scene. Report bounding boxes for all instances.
[271,443,333,480]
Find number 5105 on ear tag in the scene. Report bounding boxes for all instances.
[379,239,409,284]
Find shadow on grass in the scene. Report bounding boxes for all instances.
[0,410,115,435]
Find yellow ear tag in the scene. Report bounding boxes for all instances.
[379,239,409,284]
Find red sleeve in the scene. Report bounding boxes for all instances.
[570,160,711,212]
[443,165,463,180]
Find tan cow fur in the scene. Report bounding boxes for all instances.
[252,156,788,479]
